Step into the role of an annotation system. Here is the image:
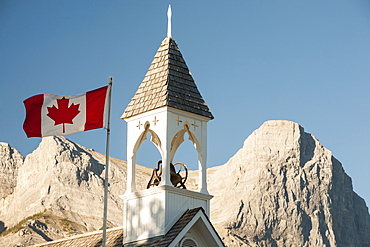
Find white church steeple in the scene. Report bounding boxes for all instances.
[121,5,213,196]
[120,7,222,246]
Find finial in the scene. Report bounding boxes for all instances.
[167,5,172,38]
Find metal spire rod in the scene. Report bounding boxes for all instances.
[167,5,172,38]
[102,76,113,247]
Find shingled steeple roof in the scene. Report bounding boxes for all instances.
[122,36,213,119]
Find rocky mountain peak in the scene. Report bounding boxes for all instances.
[0,136,125,235]
[208,120,370,246]
[1,120,369,246]
[0,142,24,199]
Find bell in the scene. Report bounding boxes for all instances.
[147,160,188,189]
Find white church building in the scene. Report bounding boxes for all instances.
[36,6,224,247]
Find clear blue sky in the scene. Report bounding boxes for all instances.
[1,1,370,209]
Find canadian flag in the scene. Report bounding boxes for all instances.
[23,85,110,137]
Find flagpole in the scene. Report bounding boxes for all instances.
[102,76,113,247]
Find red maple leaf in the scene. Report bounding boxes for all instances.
[47,97,80,133]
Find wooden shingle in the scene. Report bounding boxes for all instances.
[33,227,123,247]
[122,37,213,120]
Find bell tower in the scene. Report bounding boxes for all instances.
[120,6,221,245]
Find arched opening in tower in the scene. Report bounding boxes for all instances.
[135,132,162,190]
[171,132,200,191]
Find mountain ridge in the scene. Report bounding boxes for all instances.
[1,120,369,246]
[207,120,370,246]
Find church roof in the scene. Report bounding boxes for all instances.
[33,207,224,247]
[33,227,123,247]
[122,36,214,120]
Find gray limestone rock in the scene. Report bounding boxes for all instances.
[208,120,370,246]
[1,120,369,247]
[0,136,151,246]
[0,142,24,200]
